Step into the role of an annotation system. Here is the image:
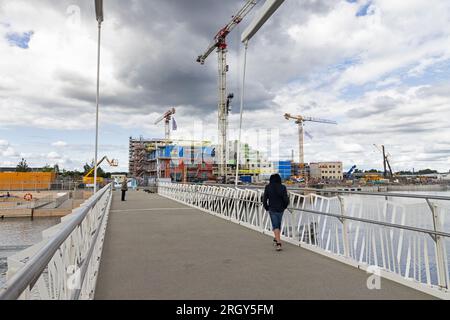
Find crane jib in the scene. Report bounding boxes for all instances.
[196,0,259,64]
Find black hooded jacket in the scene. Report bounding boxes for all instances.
[262,174,289,212]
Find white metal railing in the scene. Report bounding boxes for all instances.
[0,184,113,300]
[158,182,450,298]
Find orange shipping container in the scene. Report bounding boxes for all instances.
[0,172,56,191]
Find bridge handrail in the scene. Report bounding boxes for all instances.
[196,183,450,201]
[158,182,450,297]
[0,184,113,300]
[158,187,450,239]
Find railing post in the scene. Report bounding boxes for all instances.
[338,195,350,258]
[427,199,448,289]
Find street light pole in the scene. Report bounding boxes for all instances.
[235,40,249,188]
[94,0,103,193]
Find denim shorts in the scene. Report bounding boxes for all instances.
[269,211,284,231]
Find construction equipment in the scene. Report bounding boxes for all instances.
[284,113,337,180]
[83,156,118,185]
[344,165,357,179]
[197,0,259,182]
[373,144,394,178]
[154,108,176,140]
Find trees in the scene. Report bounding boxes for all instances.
[417,169,438,175]
[60,169,82,180]
[83,161,108,178]
[16,158,31,172]
[41,164,61,174]
[41,164,54,172]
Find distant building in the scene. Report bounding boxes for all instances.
[129,137,214,184]
[0,172,56,191]
[227,140,276,181]
[310,162,343,181]
[273,161,292,180]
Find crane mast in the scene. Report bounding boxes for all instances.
[373,144,394,178]
[285,113,337,181]
[154,108,176,141]
[197,0,258,182]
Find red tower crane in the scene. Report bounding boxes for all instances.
[197,0,259,182]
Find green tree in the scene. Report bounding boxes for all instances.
[16,158,31,172]
[417,169,438,175]
[41,164,54,172]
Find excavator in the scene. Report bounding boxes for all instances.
[83,156,118,185]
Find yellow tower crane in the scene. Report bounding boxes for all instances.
[284,113,337,180]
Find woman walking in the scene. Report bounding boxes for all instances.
[121,177,128,201]
[263,174,289,251]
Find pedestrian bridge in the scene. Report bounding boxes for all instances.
[1,183,449,300]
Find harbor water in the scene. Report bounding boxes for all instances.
[0,217,60,289]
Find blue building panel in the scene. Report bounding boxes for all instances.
[274,161,292,180]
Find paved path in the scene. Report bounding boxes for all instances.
[95,191,433,300]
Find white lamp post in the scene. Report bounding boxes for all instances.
[94,0,103,193]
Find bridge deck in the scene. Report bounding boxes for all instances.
[95,191,433,300]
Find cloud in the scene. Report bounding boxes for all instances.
[47,151,60,159]
[1,0,450,172]
[52,141,68,147]
[0,140,19,157]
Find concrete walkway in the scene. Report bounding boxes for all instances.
[95,191,433,300]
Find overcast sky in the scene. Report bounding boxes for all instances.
[1,0,450,173]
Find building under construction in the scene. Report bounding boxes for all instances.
[129,137,215,184]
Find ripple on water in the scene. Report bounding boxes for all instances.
[0,217,60,289]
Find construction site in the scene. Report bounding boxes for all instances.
[125,0,449,190]
[3,0,450,203]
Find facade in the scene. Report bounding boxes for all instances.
[0,172,56,191]
[149,142,215,182]
[310,162,343,181]
[129,137,214,184]
[226,140,276,180]
[128,137,155,180]
[273,161,292,180]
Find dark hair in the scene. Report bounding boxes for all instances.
[269,174,282,184]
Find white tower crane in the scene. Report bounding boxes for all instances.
[154,108,176,141]
[284,113,337,179]
[197,0,259,182]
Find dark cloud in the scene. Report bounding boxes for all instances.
[51,0,337,115]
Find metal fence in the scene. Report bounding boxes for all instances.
[0,181,81,192]
[0,184,112,300]
[158,182,450,298]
